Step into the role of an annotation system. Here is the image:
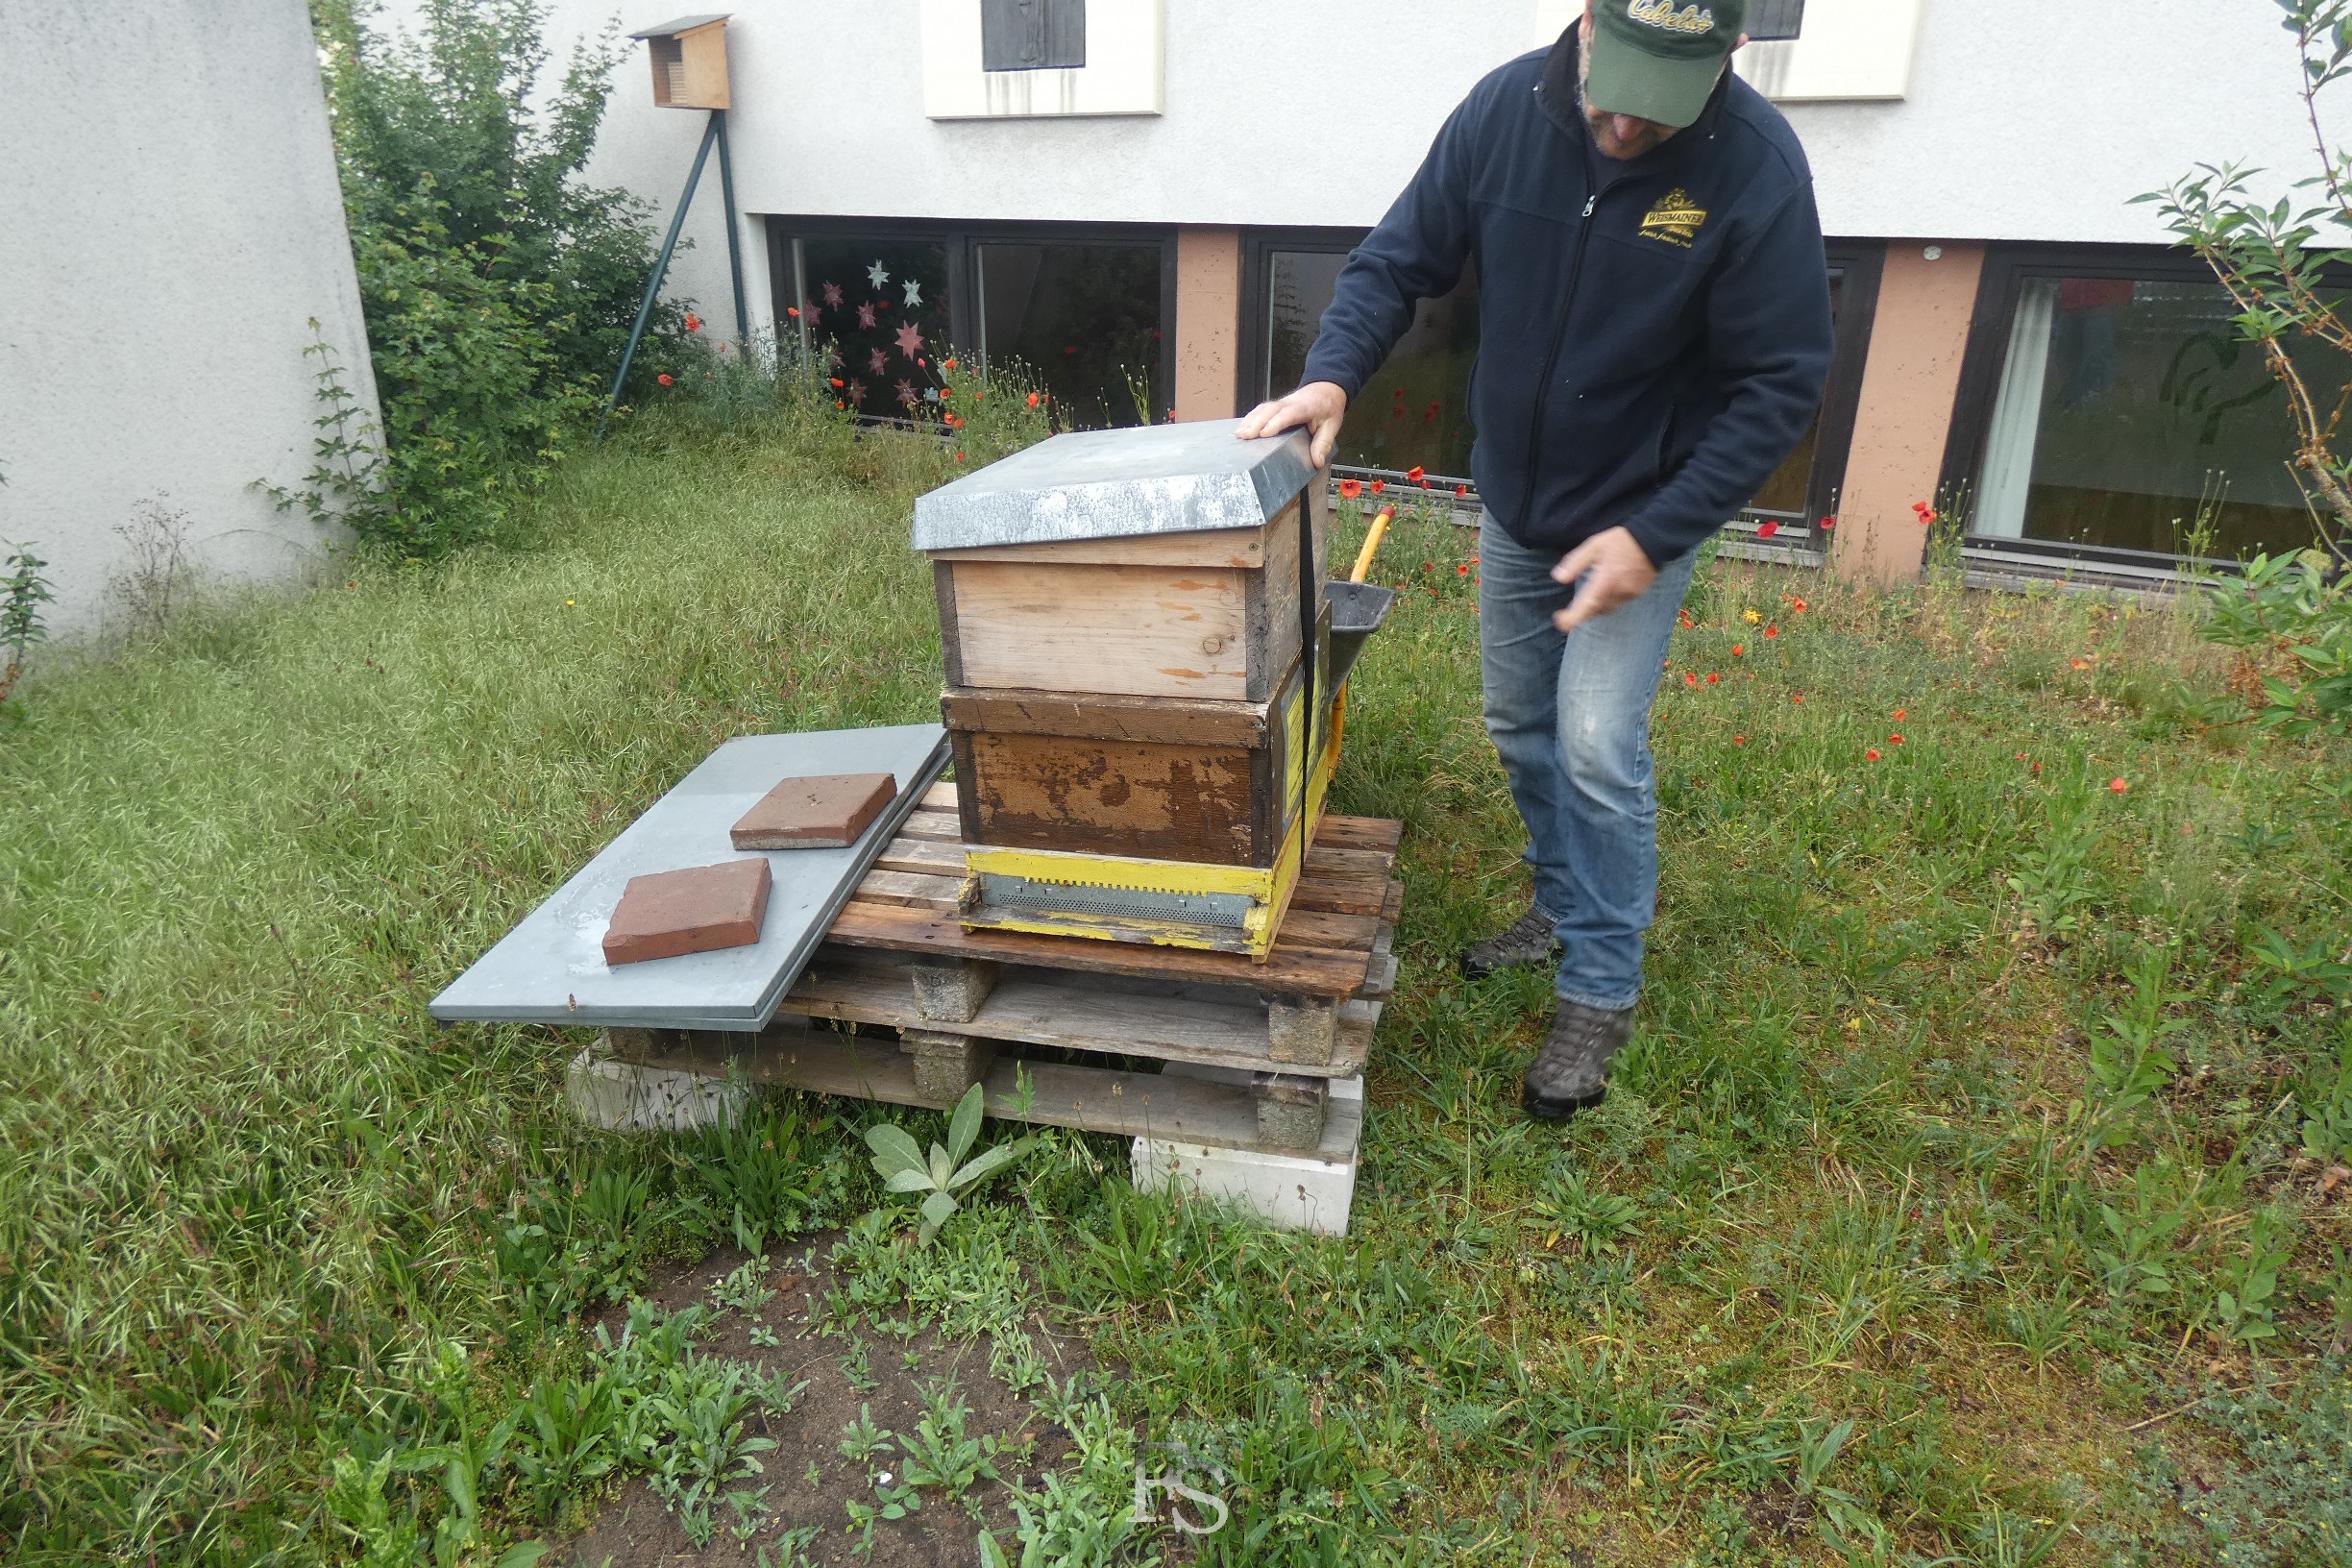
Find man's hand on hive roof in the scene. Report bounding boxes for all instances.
[1236,381,1349,468]
[1551,527,1659,634]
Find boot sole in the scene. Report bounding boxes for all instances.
[1522,1084,1605,1122]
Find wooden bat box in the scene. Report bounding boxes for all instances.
[630,14,730,110]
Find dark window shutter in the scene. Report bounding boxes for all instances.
[1747,0,1804,40]
[981,0,1087,71]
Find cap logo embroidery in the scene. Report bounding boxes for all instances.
[1627,0,1717,34]
[1638,188,1708,247]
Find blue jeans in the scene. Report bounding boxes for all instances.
[1477,515,1698,1011]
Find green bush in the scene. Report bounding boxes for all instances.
[305,0,684,557]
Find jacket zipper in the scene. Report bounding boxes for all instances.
[1519,190,1600,536]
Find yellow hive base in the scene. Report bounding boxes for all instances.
[961,714,1340,959]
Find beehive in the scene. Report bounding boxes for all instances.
[913,421,1336,953]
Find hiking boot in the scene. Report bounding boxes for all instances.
[1522,1001,1636,1121]
[1458,903,1562,979]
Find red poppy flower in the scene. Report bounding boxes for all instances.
[1893,708,1907,721]
[1732,734,1748,747]
[1457,563,1470,576]
[787,306,799,318]
[1913,501,1937,526]
[657,373,674,386]
[1730,644,1745,657]
[685,313,701,331]
[1407,466,1426,483]
[956,452,967,462]
[1705,673,1720,684]
[943,357,957,370]
[1338,478,1362,500]
[1371,480,1386,494]
[1764,625,1779,639]
[1890,733,1904,745]
[1791,598,1808,613]
[1423,561,1435,573]
[2031,761,2043,773]
[1026,392,1041,407]
[1756,521,1780,540]
[2109,777,2129,794]
[1820,515,1837,530]
[1455,483,1469,498]
[2014,751,2028,762]
[1792,693,1805,703]
[1682,671,1698,687]
[829,378,844,387]
[1866,747,1883,762]
[835,401,845,409]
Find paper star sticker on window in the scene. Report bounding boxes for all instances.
[846,379,866,404]
[894,322,925,359]
[821,282,843,307]
[868,348,888,376]
[857,302,876,330]
[801,301,821,326]
[895,379,918,406]
[867,261,890,289]
[902,279,923,309]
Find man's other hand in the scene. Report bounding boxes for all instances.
[1550,527,1659,633]
[1236,381,1348,468]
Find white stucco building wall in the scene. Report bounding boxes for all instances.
[460,0,2337,296]
[0,0,378,640]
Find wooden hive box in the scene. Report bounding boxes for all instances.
[915,421,1330,870]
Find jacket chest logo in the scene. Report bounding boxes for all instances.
[1638,188,1708,248]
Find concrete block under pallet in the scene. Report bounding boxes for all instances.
[566,1038,747,1132]
[1132,1065,1363,1237]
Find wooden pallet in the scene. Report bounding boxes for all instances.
[603,782,1402,1157]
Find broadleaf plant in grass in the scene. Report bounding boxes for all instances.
[866,1085,1036,1246]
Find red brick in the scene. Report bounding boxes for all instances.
[730,772,897,850]
[602,858,772,967]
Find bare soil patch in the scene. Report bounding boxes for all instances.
[557,1240,1087,1568]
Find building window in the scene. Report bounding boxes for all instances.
[1243,230,1481,485]
[1747,0,1805,41]
[1726,241,1882,558]
[977,241,1162,428]
[794,235,953,420]
[1242,230,1878,542]
[982,0,1086,71]
[1949,248,2350,564]
[771,218,1173,426]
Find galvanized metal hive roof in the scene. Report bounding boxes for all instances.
[911,419,1317,552]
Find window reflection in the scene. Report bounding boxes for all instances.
[1266,250,1480,479]
[978,243,1164,428]
[1973,275,2342,558]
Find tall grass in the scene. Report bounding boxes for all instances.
[2,416,2347,1564]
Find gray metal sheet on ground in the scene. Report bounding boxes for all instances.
[911,419,1315,552]
[429,725,948,1032]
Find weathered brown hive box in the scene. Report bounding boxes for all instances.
[913,421,1330,869]
[630,14,731,110]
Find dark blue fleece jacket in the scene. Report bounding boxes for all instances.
[1300,25,1832,566]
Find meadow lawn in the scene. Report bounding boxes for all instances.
[2,404,2348,1566]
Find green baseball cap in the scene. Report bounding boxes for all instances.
[1588,0,1746,130]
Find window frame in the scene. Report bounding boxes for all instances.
[1938,240,2344,573]
[763,214,1180,423]
[1723,238,1884,560]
